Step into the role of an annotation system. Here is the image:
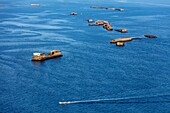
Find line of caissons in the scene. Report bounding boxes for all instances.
[31,5,157,61]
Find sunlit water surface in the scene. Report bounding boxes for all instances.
[0,0,170,113]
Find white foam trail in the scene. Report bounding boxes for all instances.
[59,94,170,105]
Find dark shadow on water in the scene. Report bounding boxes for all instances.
[32,61,45,65]
[49,56,63,62]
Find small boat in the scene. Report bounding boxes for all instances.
[70,12,77,15]
[115,28,127,33]
[144,34,157,38]
[32,50,62,61]
[59,102,71,105]
[31,4,40,6]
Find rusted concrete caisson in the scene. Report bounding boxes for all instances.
[105,8,124,11]
[116,42,125,46]
[116,8,124,11]
[95,20,109,25]
[110,37,141,46]
[89,20,109,26]
[89,20,113,31]
[144,34,157,38]
[90,6,124,11]
[31,4,41,6]
[110,38,133,43]
[90,6,106,9]
[70,12,77,15]
[88,20,109,26]
[103,23,113,31]
[87,19,93,23]
[115,28,127,33]
[105,8,116,10]
[32,50,62,61]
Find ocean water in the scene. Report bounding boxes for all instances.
[0,0,170,113]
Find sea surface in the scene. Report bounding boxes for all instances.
[0,0,170,113]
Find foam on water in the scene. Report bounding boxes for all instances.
[59,94,170,104]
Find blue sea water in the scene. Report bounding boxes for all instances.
[0,0,170,113]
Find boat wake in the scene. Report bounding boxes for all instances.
[59,94,170,105]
